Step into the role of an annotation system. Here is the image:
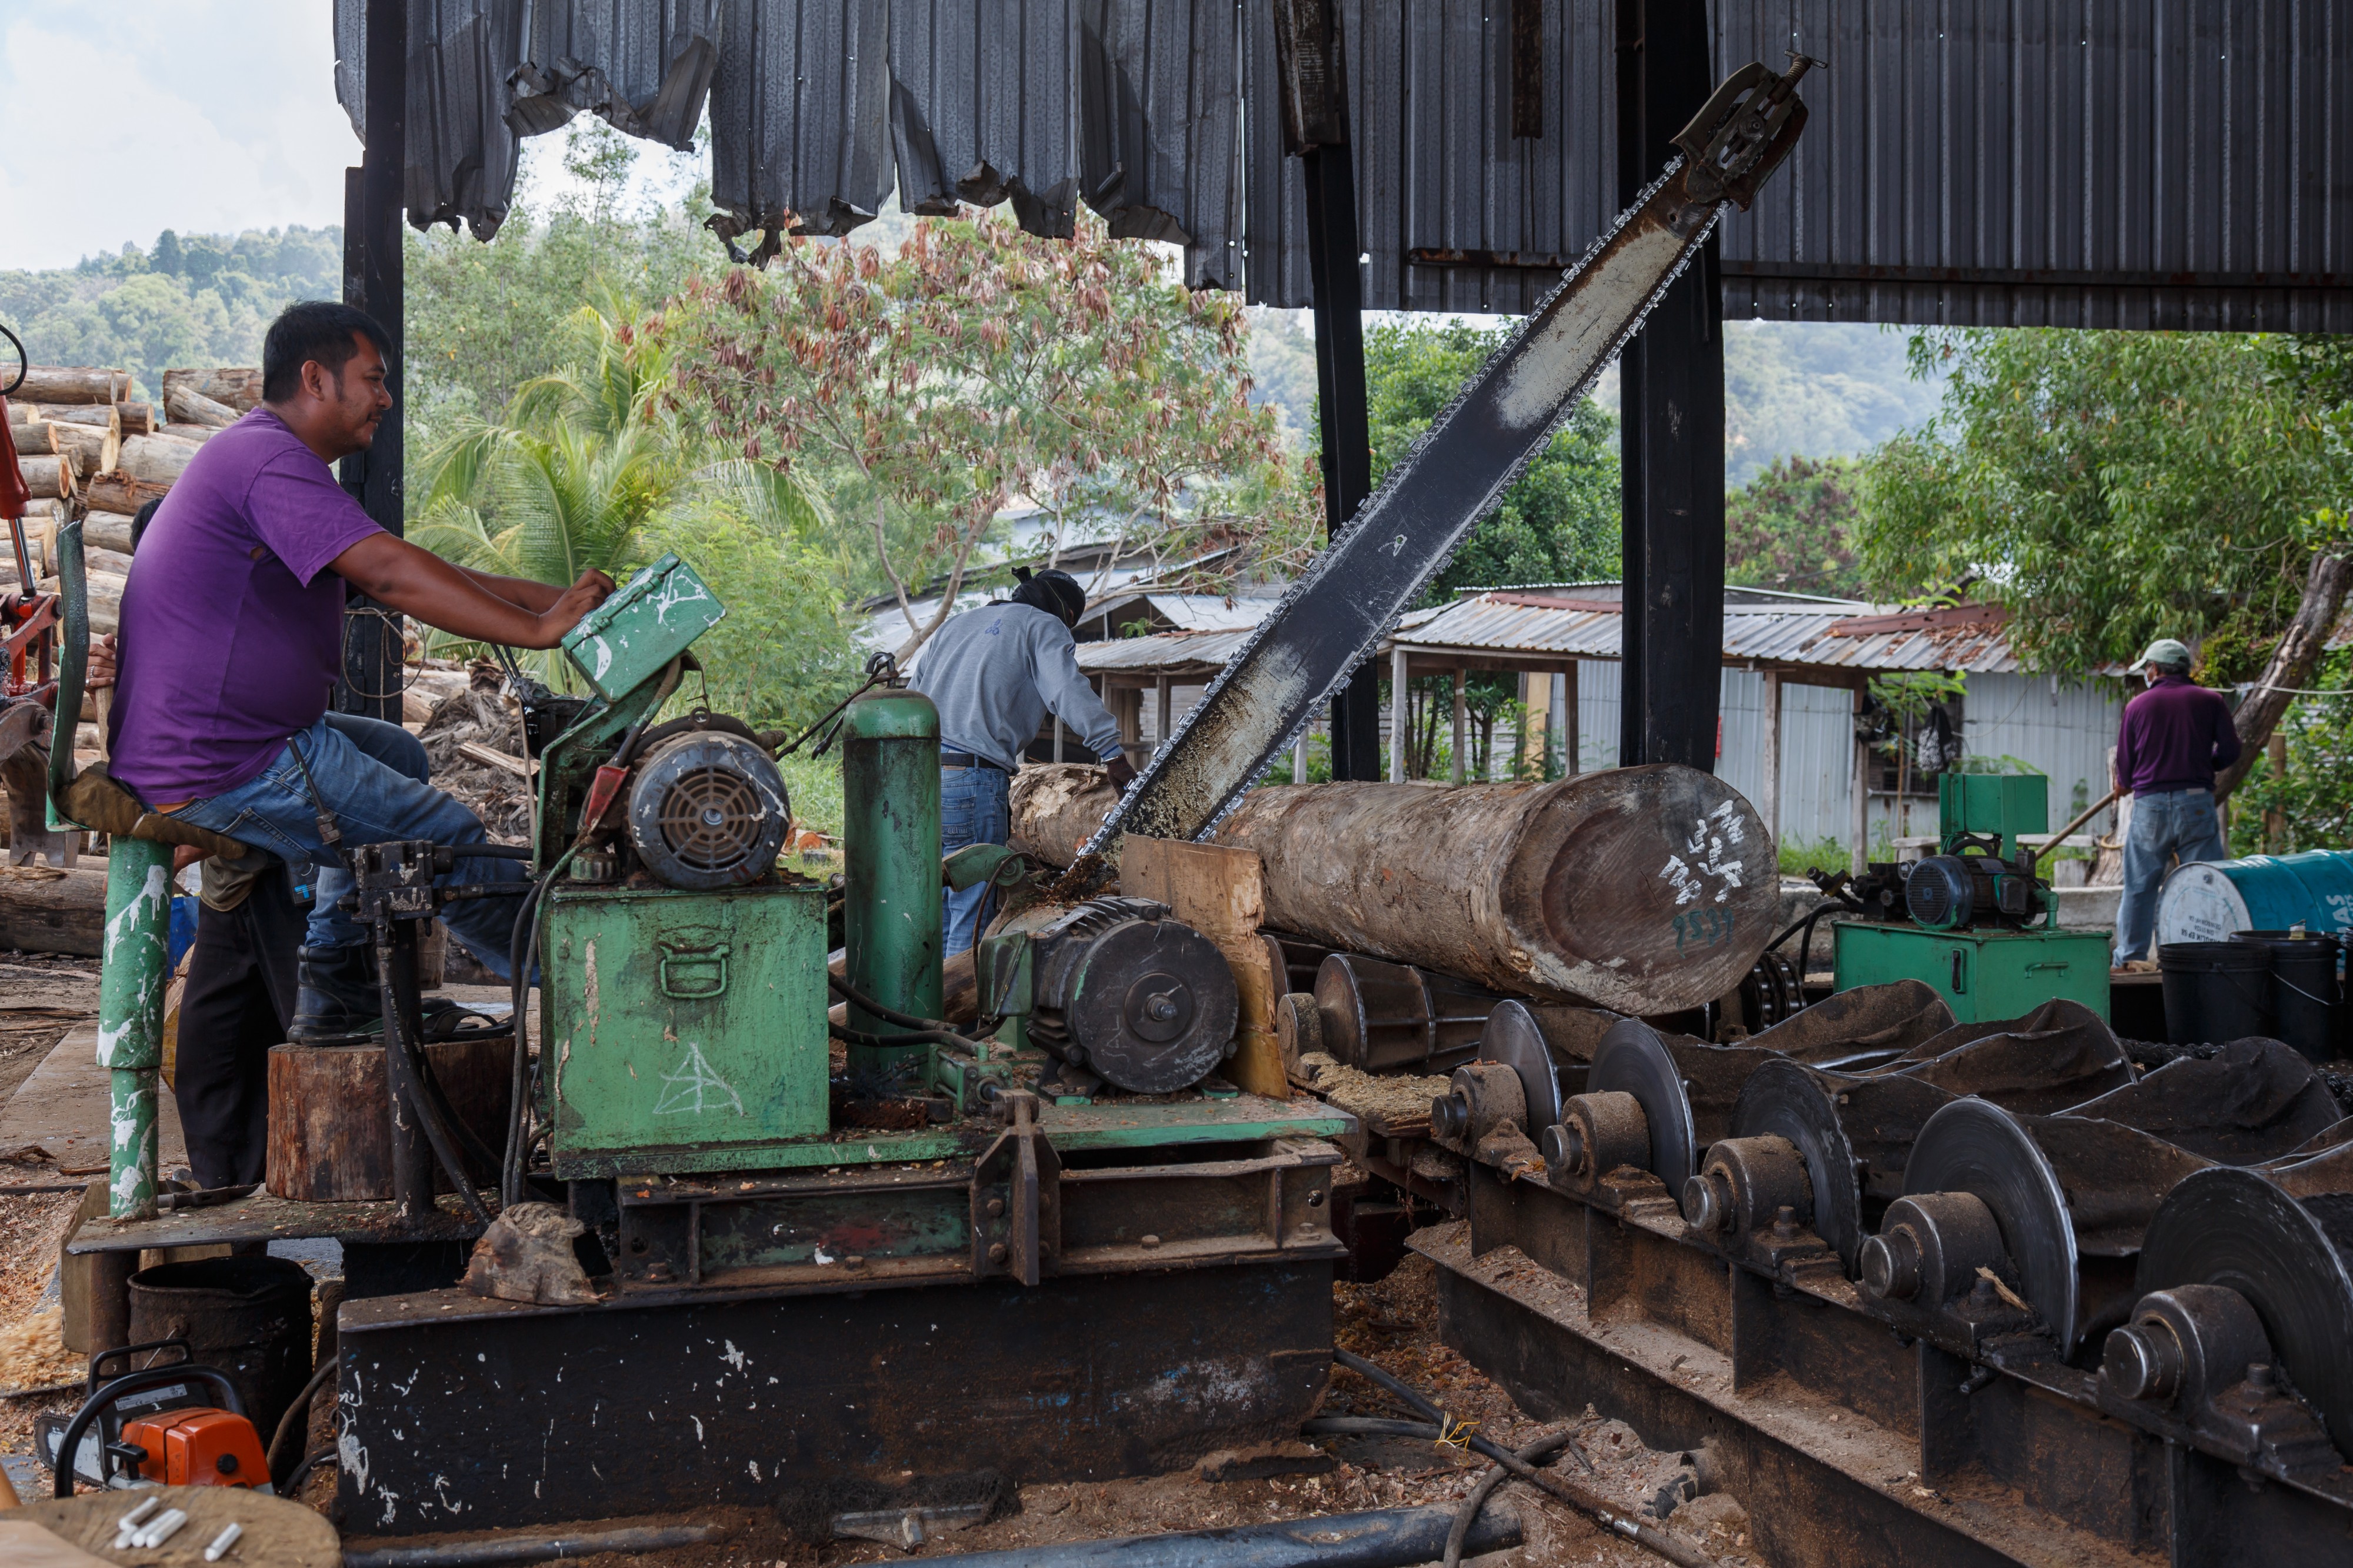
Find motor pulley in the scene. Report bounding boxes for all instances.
[625,730,790,890]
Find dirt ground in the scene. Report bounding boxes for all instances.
[0,952,98,1110]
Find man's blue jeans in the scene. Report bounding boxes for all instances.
[2114,786,2229,965]
[168,715,529,976]
[941,763,1011,957]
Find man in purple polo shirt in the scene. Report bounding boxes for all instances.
[109,301,613,1040]
[2112,636,2244,968]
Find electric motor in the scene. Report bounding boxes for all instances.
[1906,853,2039,931]
[1025,898,1241,1095]
[625,730,791,890]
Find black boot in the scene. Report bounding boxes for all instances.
[288,943,382,1043]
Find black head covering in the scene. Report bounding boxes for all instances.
[1009,566,1086,627]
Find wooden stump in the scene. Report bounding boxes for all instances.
[266,1034,514,1202]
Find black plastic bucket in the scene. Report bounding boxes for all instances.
[2158,941,2274,1045]
[126,1256,314,1439]
[2232,930,2344,1062]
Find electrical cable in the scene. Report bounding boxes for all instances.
[828,1019,990,1054]
[824,970,986,1041]
[1329,1352,1719,1568]
[266,1359,337,1484]
[280,1447,338,1498]
[502,847,578,1209]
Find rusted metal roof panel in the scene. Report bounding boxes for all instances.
[888,0,1084,233]
[508,1,721,148]
[1390,590,2034,674]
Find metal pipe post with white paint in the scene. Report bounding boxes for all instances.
[97,837,171,1219]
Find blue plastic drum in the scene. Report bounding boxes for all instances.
[2155,850,2353,946]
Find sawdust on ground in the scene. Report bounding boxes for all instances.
[0,1188,84,1460]
[1295,1051,1451,1127]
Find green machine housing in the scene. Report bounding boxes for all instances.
[1833,773,2111,1021]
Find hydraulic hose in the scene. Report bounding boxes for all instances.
[502,846,578,1209]
[376,923,494,1227]
[825,970,991,1049]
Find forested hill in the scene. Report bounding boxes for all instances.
[0,227,342,400]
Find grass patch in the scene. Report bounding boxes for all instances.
[780,752,846,839]
[1777,835,1846,878]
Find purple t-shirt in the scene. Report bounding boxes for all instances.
[2115,673,2243,796]
[109,408,383,801]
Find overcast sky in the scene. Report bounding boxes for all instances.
[0,1,695,272]
[0,2,356,269]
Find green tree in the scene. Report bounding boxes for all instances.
[1354,318,1619,779]
[1725,455,1865,596]
[1858,329,2348,673]
[654,208,1299,658]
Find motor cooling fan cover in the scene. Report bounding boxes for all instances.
[626,731,790,889]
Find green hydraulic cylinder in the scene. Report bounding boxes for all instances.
[841,687,944,1077]
[96,838,173,1219]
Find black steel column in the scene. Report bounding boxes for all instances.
[1304,148,1381,782]
[339,0,406,722]
[1616,0,1724,772]
[1277,0,1380,782]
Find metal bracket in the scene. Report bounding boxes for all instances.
[970,1092,1061,1286]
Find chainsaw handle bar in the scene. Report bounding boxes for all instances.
[52,1364,248,1497]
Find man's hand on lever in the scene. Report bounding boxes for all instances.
[1104,753,1138,789]
[329,535,614,649]
[86,633,116,690]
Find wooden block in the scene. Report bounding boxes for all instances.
[1119,834,1265,938]
[1119,836,1287,1097]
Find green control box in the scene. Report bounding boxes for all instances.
[560,552,727,700]
[1938,772,2048,846]
[1833,920,2110,1023]
[542,882,828,1176]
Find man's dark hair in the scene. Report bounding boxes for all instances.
[261,301,392,402]
[1010,566,1086,628]
[128,498,163,552]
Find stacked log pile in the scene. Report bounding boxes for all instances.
[5,364,259,635]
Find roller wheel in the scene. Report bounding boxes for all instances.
[1589,1019,1698,1190]
[1732,1057,1864,1269]
[2135,1166,2353,1462]
[1902,1097,2081,1356]
[1480,1000,1567,1132]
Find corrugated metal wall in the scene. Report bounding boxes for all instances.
[1960,672,2125,836]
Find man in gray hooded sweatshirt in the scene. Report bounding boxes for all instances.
[911,568,1137,953]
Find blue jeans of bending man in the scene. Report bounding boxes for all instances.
[166,713,529,976]
[941,763,1011,958]
[2113,786,2229,966]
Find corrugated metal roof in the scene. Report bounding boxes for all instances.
[365,0,2353,326]
[1074,625,1257,674]
[1392,589,2032,675]
[1712,1,2353,331]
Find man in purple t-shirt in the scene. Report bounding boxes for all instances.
[109,301,613,1040]
[2111,636,2244,968]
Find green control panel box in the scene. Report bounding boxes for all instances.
[542,881,829,1177]
[1833,920,2110,1023]
[560,552,727,700]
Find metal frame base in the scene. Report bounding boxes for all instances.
[337,1260,1335,1537]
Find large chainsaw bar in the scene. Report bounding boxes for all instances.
[1086,56,1815,855]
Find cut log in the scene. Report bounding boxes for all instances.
[82,512,136,554]
[12,366,129,405]
[42,571,123,633]
[85,545,132,578]
[13,454,72,499]
[7,419,54,453]
[1119,835,1288,1097]
[115,401,156,436]
[159,422,219,444]
[1201,766,1782,1016]
[162,368,263,413]
[116,433,199,486]
[86,472,169,515]
[267,1035,514,1200]
[0,863,106,955]
[165,385,240,428]
[1008,763,1122,869]
[27,403,120,436]
[49,421,118,478]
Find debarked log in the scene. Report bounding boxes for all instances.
[1009,762,1122,869]
[1205,765,1779,1016]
